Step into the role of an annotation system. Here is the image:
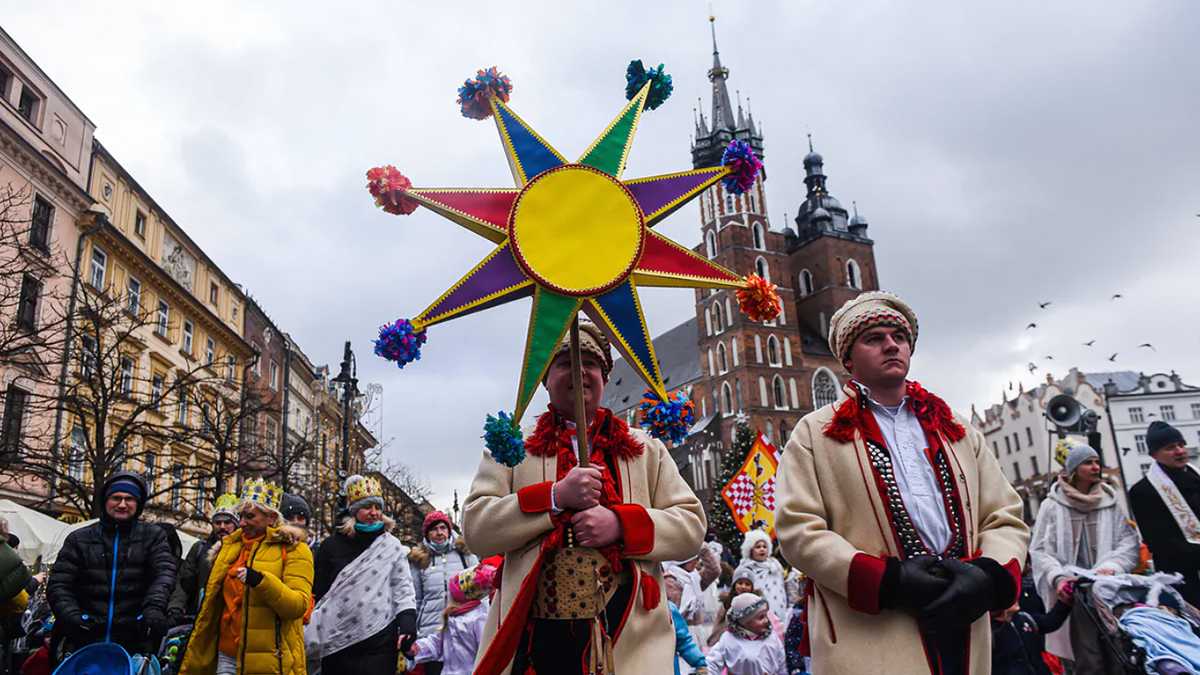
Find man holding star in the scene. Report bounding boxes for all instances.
[463,322,706,675]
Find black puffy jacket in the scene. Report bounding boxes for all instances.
[47,472,177,654]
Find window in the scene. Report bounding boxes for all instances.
[752,222,765,250]
[717,342,728,373]
[170,465,184,510]
[754,256,769,282]
[17,86,39,124]
[119,356,134,396]
[80,334,97,378]
[846,259,862,290]
[767,335,781,366]
[1129,407,1144,424]
[177,388,189,426]
[1031,456,1040,476]
[705,230,717,259]
[30,195,52,253]
[765,421,774,443]
[1193,403,1200,419]
[1026,427,1034,446]
[226,355,236,383]
[89,247,107,289]
[182,320,194,354]
[0,68,8,98]
[209,282,219,305]
[799,269,814,297]
[731,336,739,367]
[270,361,279,390]
[712,302,724,333]
[1,384,29,458]
[156,301,169,337]
[134,210,146,239]
[151,374,164,410]
[812,369,839,408]
[772,376,787,409]
[16,275,40,331]
[68,426,86,481]
[125,277,141,315]
[266,419,278,452]
[721,382,733,415]
[992,441,999,458]
[1013,432,1020,451]
[1004,436,1012,455]
[205,337,215,365]
[1012,462,1022,482]
[1135,434,1147,454]
[1161,405,1176,421]
[724,194,733,213]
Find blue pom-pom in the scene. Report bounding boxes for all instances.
[720,139,763,195]
[373,319,427,368]
[638,389,696,445]
[457,67,513,120]
[625,60,673,111]
[483,411,525,467]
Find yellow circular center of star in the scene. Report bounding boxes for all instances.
[509,164,644,297]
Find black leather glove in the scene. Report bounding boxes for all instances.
[921,558,994,631]
[397,608,418,654]
[244,568,264,587]
[143,609,168,641]
[880,555,951,613]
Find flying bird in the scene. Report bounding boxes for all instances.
[1008,381,1014,391]
[1026,323,1038,330]
[1108,353,1119,362]
[1044,355,1055,360]
[1112,294,1123,300]
[1038,302,1052,309]
[1083,339,1096,347]
[1138,343,1157,352]
[1027,362,1038,373]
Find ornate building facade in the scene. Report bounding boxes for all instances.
[604,20,881,504]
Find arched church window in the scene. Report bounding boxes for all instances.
[799,269,814,296]
[712,302,724,333]
[767,335,781,366]
[754,256,769,282]
[752,222,765,250]
[717,342,728,373]
[721,382,733,415]
[812,369,840,408]
[847,259,862,290]
[705,230,717,259]
[772,376,787,409]
[725,194,734,213]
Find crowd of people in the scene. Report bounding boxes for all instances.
[0,291,1195,674]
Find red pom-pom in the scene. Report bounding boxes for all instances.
[366,165,419,215]
[736,273,782,322]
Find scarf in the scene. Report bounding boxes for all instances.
[1056,475,1105,511]
[305,532,411,659]
[355,521,385,534]
[1147,462,1200,545]
[425,537,453,555]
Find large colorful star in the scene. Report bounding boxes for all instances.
[381,80,752,423]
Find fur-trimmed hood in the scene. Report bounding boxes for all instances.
[207,523,308,562]
[408,536,470,569]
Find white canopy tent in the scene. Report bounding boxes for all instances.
[0,499,71,567]
[44,518,201,566]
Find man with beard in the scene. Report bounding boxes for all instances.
[774,292,1029,674]
[169,493,240,625]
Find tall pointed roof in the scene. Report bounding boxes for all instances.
[707,15,736,131]
[692,13,764,169]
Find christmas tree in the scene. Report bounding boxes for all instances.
[709,415,755,556]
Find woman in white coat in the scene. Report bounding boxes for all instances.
[1029,444,1140,672]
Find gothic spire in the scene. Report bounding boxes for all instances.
[707,14,735,131]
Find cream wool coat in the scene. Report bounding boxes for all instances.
[463,427,706,675]
[775,387,1029,675]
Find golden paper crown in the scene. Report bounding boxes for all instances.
[211,493,239,518]
[346,475,382,506]
[241,477,282,512]
[1053,439,1072,468]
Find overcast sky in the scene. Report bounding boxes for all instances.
[9,2,1199,509]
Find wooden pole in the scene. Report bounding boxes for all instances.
[569,316,590,467]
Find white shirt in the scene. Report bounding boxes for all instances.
[868,395,953,554]
[707,630,787,675]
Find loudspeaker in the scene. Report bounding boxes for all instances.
[1045,394,1083,430]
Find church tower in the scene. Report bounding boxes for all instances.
[689,16,809,454]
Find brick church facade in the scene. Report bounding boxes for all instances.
[602,21,881,504]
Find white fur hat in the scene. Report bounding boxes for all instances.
[740,528,773,562]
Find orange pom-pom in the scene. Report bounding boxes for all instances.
[737,273,782,322]
[366,165,419,215]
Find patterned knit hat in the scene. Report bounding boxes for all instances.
[423,510,453,536]
[448,561,498,604]
[548,321,613,380]
[828,291,918,363]
[728,593,769,626]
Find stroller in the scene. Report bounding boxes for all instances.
[156,625,191,675]
[1075,574,1200,674]
[50,642,161,675]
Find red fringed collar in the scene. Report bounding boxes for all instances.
[525,406,644,460]
[824,380,966,444]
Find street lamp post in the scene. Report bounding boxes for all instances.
[331,341,359,482]
[1102,379,1131,502]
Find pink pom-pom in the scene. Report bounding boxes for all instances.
[366,165,419,215]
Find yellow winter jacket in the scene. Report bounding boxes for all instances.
[180,524,313,675]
